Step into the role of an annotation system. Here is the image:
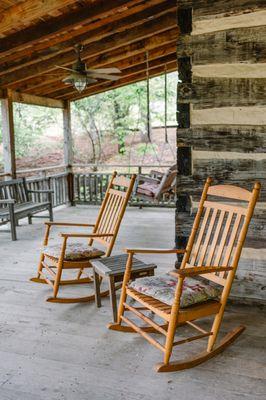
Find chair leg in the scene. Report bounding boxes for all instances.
[28,215,32,224]
[10,214,17,241]
[49,204,53,222]
[108,253,133,329]
[30,253,47,284]
[207,306,226,352]
[163,315,177,365]
[52,263,63,299]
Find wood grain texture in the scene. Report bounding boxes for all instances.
[178,0,266,19]
[177,26,266,64]
[192,106,266,125]
[177,126,266,152]
[178,78,266,108]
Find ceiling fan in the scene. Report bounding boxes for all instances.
[56,44,122,93]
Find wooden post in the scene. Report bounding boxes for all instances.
[176,7,193,265]
[1,91,16,179]
[63,100,74,205]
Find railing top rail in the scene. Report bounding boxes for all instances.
[16,164,66,174]
[73,163,174,168]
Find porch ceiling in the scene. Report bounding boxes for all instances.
[0,0,178,103]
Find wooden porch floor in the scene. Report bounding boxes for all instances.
[0,205,265,400]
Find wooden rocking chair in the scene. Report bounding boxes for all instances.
[109,178,260,372]
[30,172,136,303]
[135,164,176,202]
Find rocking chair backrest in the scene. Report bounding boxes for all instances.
[90,172,136,256]
[181,178,261,286]
[154,165,177,199]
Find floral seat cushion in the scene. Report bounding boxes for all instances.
[129,273,221,308]
[43,243,105,261]
[137,182,159,197]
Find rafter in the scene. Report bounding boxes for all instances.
[41,53,177,99]
[0,18,178,87]
[26,44,177,97]
[0,2,176,76]
[0,0,169,58]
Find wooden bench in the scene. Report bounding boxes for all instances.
[0,178,53,240]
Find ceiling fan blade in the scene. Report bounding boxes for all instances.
[55,65,78,73]
[87,67,121,74]
[86,78,98,84]
[86,72,121,81]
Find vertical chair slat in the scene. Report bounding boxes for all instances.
[190,207,211,266]
[197,208,218,267]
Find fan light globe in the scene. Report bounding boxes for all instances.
[73,76,87,93]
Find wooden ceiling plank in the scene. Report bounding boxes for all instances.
[0,0,148,54]
[0,0,172,59]
[0,2,177,76]
[25,44,177,96]
[67,62,177,102]
[40,53,177,98]
[0,17,178,86]
[0,0,77,35]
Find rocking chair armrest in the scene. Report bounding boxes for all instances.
[125,248,186,255]
[60,232,114,238]
[0,199,15,204]
[28,189,54,193]
[45,222,95,227]
[169,266,233,278]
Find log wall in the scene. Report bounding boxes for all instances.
[176,0,266,304]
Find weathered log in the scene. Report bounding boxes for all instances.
[177,26,266,64]
[177,126,266,152]
[178,78,266,108]
[178,0,266,19]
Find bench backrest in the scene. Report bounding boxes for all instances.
[0,178,29,205]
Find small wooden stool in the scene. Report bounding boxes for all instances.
[91,254,157,322]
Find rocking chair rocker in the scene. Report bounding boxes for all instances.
[109,178,260,372]
[30,172,136,303]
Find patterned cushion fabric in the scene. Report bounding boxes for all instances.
[137,182,159,197]
[43,243,105,261]
[129,273,221,308]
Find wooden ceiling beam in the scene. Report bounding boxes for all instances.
[26,43,177,97]
[0,2,177,76]
[0,16,178,87]
[42,53,177,99]
[0,0,78,35]
[0,0,171,59]
[7,90,64,109]
[67,62,177,102]
[0,0,148,55]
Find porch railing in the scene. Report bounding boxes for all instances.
[74,172,175,207]
[0,164,175,208]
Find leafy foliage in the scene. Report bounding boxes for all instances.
[72,71,177,163]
